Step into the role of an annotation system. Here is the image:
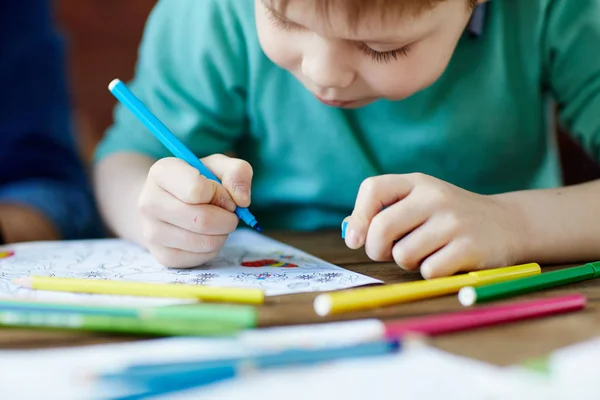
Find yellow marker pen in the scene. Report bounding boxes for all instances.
[313,263,540,316]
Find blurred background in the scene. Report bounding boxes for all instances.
[55,0,600,186]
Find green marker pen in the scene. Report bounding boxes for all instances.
[0,300,257,329]
[146,304,257,329]
[0,310,241,337]
[458,261,600,306]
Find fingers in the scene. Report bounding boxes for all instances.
[149,157,236,212]
[143,219,229,254]
[139,183,239,235]
[363,194,430,262]
[139,155,252,268]
[201,154,254,208]
[391,214,457,271]
[149,245,221,269]
[419,239,475,279]
[344,175,415,249]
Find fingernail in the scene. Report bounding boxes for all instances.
[341,221,348,239]
[234,184,250,203]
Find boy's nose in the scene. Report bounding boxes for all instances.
[301,41,356,90]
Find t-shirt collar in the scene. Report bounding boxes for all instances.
[466,2,488,37]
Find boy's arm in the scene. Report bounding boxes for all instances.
[498,0,600,264]
[0,1,103,242]
[93,153,155,244]
[93,0,250,240]
[496,181,600,264]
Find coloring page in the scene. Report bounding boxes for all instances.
[0,229,381,304]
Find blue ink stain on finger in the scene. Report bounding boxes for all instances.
[341,221,348,239]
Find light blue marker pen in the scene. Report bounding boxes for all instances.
[108,79,260,231]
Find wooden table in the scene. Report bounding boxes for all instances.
[1,230,599,366]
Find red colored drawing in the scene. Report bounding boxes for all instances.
[241,259,298,268]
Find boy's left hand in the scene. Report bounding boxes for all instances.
[343,173,525,279]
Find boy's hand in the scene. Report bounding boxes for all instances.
[343,173,525,279]
[138,154,252,268]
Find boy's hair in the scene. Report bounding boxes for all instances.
[270,0,479,29]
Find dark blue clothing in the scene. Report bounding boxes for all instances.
[0,1,103,239]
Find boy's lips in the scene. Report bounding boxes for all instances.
[314,95,356,107]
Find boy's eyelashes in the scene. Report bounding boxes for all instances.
[357,43,411,63]
[266,9,409,64]
[266,8,303,31]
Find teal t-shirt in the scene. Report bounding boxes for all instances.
[95,0,600,231]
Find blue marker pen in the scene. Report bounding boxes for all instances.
[99,339,400,397]
[108,79,260,231]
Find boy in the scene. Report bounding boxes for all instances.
[1,1,102,243]
[93,0,600,279]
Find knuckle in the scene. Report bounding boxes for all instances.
[148,160,165,178]
[427,186,451,208]
[137,195,154,216]
[142,223,162,245]
[182,172,206,203]
[371,213,394,241]
[192,209,209,229]
[365,216,394,262]
[196,234,224,253]
[204,153,227,164]
[235,159,253,176]
[222,213,241,232]
[150,247,177,268]
[457,236,477,254]
[408,172,429,183]
[149,157,177,179]
[444,212,463,234]
[359,176,380,197]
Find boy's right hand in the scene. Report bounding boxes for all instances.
[138,154,252,268]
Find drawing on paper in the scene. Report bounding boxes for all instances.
[241,259,298,268]
[0,229,382,302]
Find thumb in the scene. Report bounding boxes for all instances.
[200,154,253,208]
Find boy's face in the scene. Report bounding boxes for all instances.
[256,0,476,108]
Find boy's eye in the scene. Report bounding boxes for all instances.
[265,7,410,64]
[266,9,303,32]
[358,43,411,64]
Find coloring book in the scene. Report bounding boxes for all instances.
[0,229,381,304]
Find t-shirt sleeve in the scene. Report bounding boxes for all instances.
[94,0,250,162]
[543,0,600,161]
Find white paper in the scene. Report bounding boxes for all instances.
[174,346,552,400]
[0,333,555,400]
[510,337,600,400]
[0,229,380,304]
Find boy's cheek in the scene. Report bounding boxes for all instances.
[365,55,451,101]
[255,6,299,71]
[256,27,299,71]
